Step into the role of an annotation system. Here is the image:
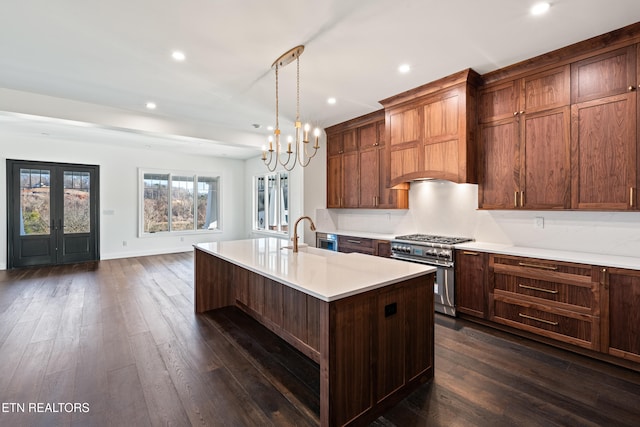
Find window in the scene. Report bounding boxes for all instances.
[141,171,219,234]
[254,172,288,234]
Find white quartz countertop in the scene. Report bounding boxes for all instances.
[456,242,640,271]
[195,238,435,302]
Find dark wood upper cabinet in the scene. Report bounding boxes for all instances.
[570,47,639,210]
[571,46,637,104]
[326,110,408,209]
[479,65,571,210]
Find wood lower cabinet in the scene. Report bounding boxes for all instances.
[455,250,488,318]
[600,267,640,364]
[489,254,600,350]
[337,235,391,257]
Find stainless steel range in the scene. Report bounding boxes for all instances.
[391,234,473,316]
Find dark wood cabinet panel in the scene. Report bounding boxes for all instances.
[602,267,640,363]
[342,151,359,208]
[382,70,480,185]
[479,119,520,209]
[521,107,571,209]
[571,92,637,210]
[338,235,375,255]
[524,65,570,114]
[479,65,571,210]
[389,107,421,147]
[326,110,408,209]
[478,80,518,123]
[489,254,600,350]
[359,145,380,208]
[404,276,433,382]
[455,250,488,319]
[326,154,342,208]
[263,278,283,326]
[376,287,405,401]
[571,46,637,104]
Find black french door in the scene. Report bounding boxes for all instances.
[7,160,100,268]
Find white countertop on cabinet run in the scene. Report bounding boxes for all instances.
[195,238,435,302]
[456,242,640,271]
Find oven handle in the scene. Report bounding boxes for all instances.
[390,254,454,268]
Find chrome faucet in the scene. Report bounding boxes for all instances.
[292,215,316,252]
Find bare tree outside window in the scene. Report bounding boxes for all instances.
[142,172,219,234]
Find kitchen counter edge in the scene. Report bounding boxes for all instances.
[456,242,640,271]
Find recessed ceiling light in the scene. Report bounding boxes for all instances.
[327,97,337,105]
[267,125,274,131]
[146,102,157,110]
[398,64,411,73]
[530,2,550,15]
[171,51,186,61]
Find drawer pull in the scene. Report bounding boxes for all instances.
[518,284,558,294]
[518,262,558,271]
[347,239,361,244]
[518,313,558,326]
[462,251,480,256]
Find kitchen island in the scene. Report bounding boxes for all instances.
[194,238,436,427]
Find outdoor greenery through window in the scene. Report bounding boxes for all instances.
[254,172,288,234]
[142,171,219,234]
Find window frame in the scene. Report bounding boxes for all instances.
[252,171,289,235]
[138,168,222,237]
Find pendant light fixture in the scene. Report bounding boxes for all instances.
[262,45,320,171]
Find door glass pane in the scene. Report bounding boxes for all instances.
[20,168,51,235]
[268,175,276,230]
[279,173,289,232]
[171,176,194,231]
[196,177,219,230]
[63,171,91,234]
[256,177,265,230]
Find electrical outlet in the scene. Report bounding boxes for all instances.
[180,237,184,242]
[535,217,544,229]
[122,240,127,247]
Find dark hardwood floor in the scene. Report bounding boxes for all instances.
[1,253,639,426]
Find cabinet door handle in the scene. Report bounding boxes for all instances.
[513,111,519,116]
[514,191,518,208]
[520,191,524,207]
[518,313,558,326]
[462,251,480,256]
[518,284,559,294]
[629,85,636,92]
[630,187,635,207]
[347,239,361,244]
[518,262,558,270]
[600,268,609,289]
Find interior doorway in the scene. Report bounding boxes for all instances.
[7,159,100,268]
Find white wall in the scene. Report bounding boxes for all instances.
[310,179,640,258]
[1,131,246,269]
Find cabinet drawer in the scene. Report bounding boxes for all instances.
[492,298,598,350]
[338,235,375,254]
[493,274,595,312]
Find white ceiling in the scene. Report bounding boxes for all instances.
[1,0,639,159]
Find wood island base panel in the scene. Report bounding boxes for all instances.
[194,238,436,426]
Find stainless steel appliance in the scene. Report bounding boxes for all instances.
[316,232,338,251]
[390,234,473,316]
